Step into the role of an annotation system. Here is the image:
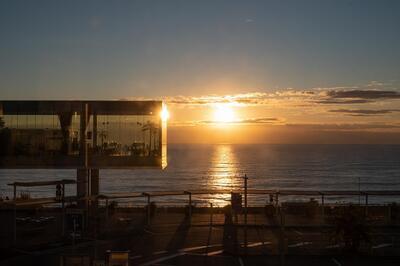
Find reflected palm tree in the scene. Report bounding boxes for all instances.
[141,121,159,155]
[99,130,108,147]
[98,121,110,153]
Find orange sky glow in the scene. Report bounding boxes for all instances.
[155,81,400,144]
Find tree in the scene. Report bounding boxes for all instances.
[332,206,370,253]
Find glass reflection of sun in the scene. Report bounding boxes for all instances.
[160,104,170,121]
[213,104,235,123]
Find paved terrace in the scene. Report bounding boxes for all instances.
[1,188,400,265]
[1,209,400,266]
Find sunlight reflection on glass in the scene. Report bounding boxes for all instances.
[207,144,240,206]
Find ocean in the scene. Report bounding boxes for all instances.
[1,144,399,206]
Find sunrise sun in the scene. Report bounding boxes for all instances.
[213,104,236,123]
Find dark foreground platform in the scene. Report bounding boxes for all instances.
[1,206,400,266]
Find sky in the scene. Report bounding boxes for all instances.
[0,0,399,143]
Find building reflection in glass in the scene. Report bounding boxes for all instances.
[0,101,166,168]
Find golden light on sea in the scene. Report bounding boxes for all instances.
[208,144,240,206]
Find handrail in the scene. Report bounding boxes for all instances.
[2,189,400,207]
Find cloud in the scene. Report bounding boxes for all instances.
[124,81,400,107]
[164,90,320,107]
[327,90,400,100]
[315,81,400,104]
[164,92,272,106]
[238,117,282,124]
[315,89,400,104]
[328,109,400,116]
[286,123,400,130]
[316,99,371,104]
[170,116,283,126]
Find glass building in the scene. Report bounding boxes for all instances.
[0,101,167,169]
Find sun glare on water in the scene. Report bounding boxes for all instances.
[213,104,236,123]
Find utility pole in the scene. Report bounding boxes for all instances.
[280,207,285,266]
[244,174,248,254]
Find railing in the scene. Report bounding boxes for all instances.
[2,189,400,207]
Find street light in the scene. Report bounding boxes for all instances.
[243,174,248,253]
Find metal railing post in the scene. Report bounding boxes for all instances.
[321,193,325,224]
[147,194,151,226]
[188,192,192,224]
[210,203,213,226]
[13,203,16,245]
[184,190,192,223]
[105,199,109,224]
[62,183,65,237]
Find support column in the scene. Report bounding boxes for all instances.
[77,103,90,208]
[80,103,89,168]
[90,168,100,208]
[90,169,99,196]
[77,169,88,208]
[146,194,151,226]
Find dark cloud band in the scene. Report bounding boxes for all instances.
[329,109,400,116]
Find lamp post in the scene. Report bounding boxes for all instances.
[243,174,248,254]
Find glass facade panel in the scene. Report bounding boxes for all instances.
[0,101,166,168]
[92,115,160,156]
